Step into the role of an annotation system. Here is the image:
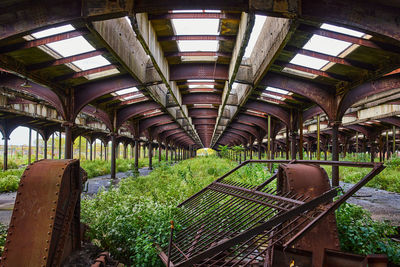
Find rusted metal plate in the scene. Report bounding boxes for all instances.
[1,159,85,266]
[278,164,340,267]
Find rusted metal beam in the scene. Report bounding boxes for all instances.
[182,93,222,105]
[139,115,173,134]
[107,96,150,107]
[259,72,335,120]
[192,118,216,125]
[188,108,218,118]
[53,65,117,81]
[338,73,400,119]
[284,46,375,71]
[301,0,400,42]
[158,35,236,42]
[74,74,140,117]
[116,101,161,129]
[246,100,290,126]
[165,51,232,58]
[299,24,400,54]
[96,91,144,104]
[149,12,241,20]
[0,29,88,54]
[275,61,351,81]
[27,49,107,71]
[170,63,229,81]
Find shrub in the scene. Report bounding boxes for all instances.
[336,202,400,264]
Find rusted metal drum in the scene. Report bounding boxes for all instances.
[1,159,85,266]
[278,164,340,267]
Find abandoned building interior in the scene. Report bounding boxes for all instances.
[0,0,400,266]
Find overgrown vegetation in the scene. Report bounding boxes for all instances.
[322,154,400,193]
[336,202,400,264]
[0,157,161,192]
[82,157,399,265]
[81,157,275,265]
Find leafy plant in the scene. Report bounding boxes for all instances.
[336,202,400,264]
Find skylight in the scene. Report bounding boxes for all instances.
[265,86,289,95]
[32,24,75,39]
[72,55,111,70]
[290,54,329,70]
[123,93,144,101]
[303,35,351,57]
[46,36,95,57]
[115,87,139,95]
[172,19,219,35]
[178,40,219,52]
[244,15,267,58]
[188,84,214,88]
[172,10,220,13]
[320,23,364,38]
[86,69,119,80]
[187,79,214,82]
[262,92,284,100]
[282,67,318,79]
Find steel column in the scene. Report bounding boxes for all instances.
[3,135,8,171]
[44,139,47,159]
[111,135,116,179]
[28,128,32,164]
[332,123,339,187]
[51,133,54,159]
[149,142,153,170]
[89,142,93,161]
[299,112,303,160]
[36,131,39,160]
[134,140,139,173]
[58,131,62,159]
[64,124,72,159]
[317,115,320,160]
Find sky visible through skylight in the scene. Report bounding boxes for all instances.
[172,16,220,53]
[287,23,366,77]
[46,36,95,57]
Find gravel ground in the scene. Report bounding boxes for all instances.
[341,181,400,225]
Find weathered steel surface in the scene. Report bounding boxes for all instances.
[161,160,386,266]
[277,163,340,267]
[1,159,86,266]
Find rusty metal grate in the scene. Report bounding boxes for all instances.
[160,160,385,267]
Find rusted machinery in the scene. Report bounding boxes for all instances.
[1,159,87,266]
[160,160,389,267]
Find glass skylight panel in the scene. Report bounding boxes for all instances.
[320,23,364,38]
[282,67,318,79]
[46,36,95,57]
[303,35,351,57]
[172,10,220,13]
[123,93,144,101]
[187,79,214,82]
[262,92,284,100]
[265,86,289,95]
[178,40,218,52]
[72,55,111,70]
[172,19,219,35]
[188,84,214,88]
[290,54,329,70]
[32,24,75,39]
[86,69,119,80]
[244,15,267,58]
[115,87,139,95]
